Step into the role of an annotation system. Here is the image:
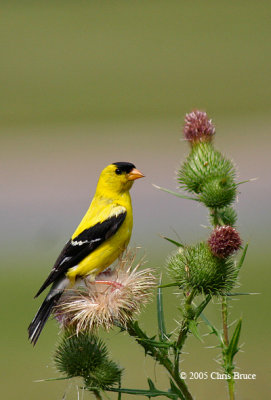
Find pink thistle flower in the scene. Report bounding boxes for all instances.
[183,110,215,144]
[54,250,156,334]
[208,225,242,259]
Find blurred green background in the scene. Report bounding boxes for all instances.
[2,1,270,399]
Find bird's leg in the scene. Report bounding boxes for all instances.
[92,280,123,289]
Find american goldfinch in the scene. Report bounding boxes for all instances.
[28,162,144,345]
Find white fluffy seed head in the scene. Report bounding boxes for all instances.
[54,250,156,334]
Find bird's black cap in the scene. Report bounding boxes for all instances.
[113,162,136,173]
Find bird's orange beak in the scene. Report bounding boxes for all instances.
[127,168,145,181]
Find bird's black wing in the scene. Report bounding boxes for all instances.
[34,211,127,297]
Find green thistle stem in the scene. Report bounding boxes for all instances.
[210,208,223,226]
[126,321,193,400]
[222,297,229,346]
[93,390,103,400]
[222,296,235,400]
[174,290,196,395]
[177,290,196,348]
[210,208,219,226]
[228,379,235,400]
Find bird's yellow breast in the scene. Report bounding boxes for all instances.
[66,191,133,283]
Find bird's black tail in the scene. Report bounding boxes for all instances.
[28,291,63,345]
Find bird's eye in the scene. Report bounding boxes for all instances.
[115,168,122,175]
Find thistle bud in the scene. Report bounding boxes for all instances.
[199,176,237,208]
[178,143,236,196]
[167,242,237,295]
[183,110,215,145]
[54,331,122,389]
[208,226,242,258]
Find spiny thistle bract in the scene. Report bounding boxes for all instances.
[178,143,233,193]
[54,330,122,389]
[178,142,237,207]
[209,206,237,227]
[199,176,237,208]
[167,242,237,295]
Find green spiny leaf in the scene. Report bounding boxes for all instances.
[194,295,212,319]
[160,235,184,248]
[226,292,259,296]
[169,379,186,400]
[158,282,181,289]
[237,179,251,185]
[226,319,242,362]
[153,184,199,201]
[137,338,174,349]
[200,312,223,342]
[157,281,167,342]
[188,320,203,342]
[148,378,156,390]
[236,243,248,272]
[107,386,178,399]
[35,376,73,382]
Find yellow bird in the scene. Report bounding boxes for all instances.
[28,162,144,345]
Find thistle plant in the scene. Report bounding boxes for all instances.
[158,110,248,400]
[46,110,249,400]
